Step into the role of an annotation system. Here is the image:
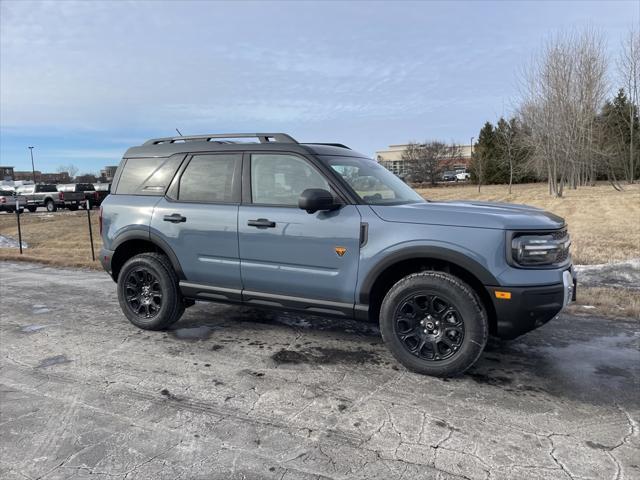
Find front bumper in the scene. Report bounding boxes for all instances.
[487,268,576,339]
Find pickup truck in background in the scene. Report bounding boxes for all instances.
[56,184,90,210]
[92,183,111,207]
[0,189,27,213]
[17,184,67,212]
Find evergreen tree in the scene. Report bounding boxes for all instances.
[469,122,498,191]
[598,88,640,183]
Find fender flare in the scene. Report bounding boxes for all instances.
[111,228,186,280]
[358,245,499,304]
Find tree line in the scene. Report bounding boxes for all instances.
[471,28,639,196]
[401,28,639,196]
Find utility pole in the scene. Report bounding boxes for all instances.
[28,146,36,183]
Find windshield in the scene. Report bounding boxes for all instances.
[321,156,425,205]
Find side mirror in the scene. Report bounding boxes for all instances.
[298,188,339,214]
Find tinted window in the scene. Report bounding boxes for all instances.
[36,185,57,193]
[178,154,239,203]
[251,154,329,205]
[115,155,183,195]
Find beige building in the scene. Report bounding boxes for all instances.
[376,144,473,176]
[100,165,119,182]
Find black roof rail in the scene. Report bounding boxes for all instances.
[303,142,351,150]
[143,133,298,146]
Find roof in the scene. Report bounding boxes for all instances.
[123,133,368,159]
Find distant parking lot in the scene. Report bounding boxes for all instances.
[1,262,638,480]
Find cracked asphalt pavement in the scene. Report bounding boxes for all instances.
[1,261,638,480]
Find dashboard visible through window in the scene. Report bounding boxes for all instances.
[251,154,330,205]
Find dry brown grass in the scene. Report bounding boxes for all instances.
[567,286,640,319]
[0,211,102,269]
[416,182,640,265]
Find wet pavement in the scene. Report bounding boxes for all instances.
[0,261,638,480]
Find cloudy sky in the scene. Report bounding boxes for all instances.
[1,0,637,174]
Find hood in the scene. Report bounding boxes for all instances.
[370,200,565,231]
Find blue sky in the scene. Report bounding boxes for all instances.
[1,0,637,174]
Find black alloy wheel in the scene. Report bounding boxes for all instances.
[394,293,464,361]
[117,253,184,330]
[124,268,163,319]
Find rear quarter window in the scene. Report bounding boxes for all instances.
[114,155,184,195]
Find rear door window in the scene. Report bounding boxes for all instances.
[177,154,241,203]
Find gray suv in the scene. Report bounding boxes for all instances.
[99,133,576,377]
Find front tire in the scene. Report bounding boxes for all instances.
[27,206,37,213]
[379,272,488,377]
[117,253,185,330]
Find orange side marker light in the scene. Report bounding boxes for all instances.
[494,291,512,300]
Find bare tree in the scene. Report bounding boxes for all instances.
[402,141,461,185]
[496,118,519,194]
[518,29,608,196]
[57,164,78,180]
[618,27,640,183]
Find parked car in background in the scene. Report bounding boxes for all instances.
[17,184,65,212]
[0,189,27,213]
[455,170,471,181]
[55,184,89,210]
[74,183,99,208]
[442,171,458,182]
[92,183,111,207]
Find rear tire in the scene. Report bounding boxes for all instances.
[379,271,488,377]
[27,206,37,213]
[45,200,57,212]
[69,203,78,211]
[117,253,184,330]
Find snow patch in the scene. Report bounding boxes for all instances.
[575,259,640,290]
[0,234,28,249]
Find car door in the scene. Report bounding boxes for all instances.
[150,153,243,300]
[238,152,362,316]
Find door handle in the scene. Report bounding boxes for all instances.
[247,218,276,228]
[163,213,187,223]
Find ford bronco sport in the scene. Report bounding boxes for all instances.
[100,133,576,377]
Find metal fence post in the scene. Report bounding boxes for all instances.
[86,199,95,261]
[15,200,23,255]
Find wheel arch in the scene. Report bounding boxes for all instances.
[110,231,185,282]
[360,247,498,334]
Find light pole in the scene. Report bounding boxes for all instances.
[28,146,36,183]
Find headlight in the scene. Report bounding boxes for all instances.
[511,231,571,266]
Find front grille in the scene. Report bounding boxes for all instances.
[550,228,567,240]
[551,228,570,264]
[556,247,570,263]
